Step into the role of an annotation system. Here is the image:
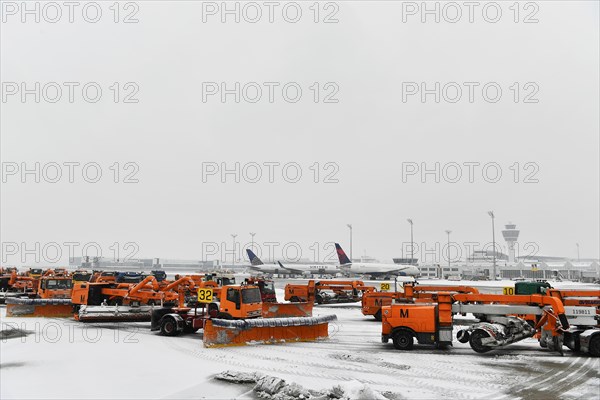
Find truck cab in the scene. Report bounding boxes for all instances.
[218,285,262,319]
[151,284,263,336]
[28,268,43,279]
[38,277,73,299]
[72,270,92,282]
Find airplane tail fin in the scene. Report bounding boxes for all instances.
[334,243,352,265]
[246,249,264,266]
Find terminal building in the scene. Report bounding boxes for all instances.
[69,257,221,272]
[411,223,599,282]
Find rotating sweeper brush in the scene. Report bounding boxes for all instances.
[75,304,155,322]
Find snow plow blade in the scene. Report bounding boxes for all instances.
[75,305,153,323]
[0,292,23,305]
[262,302,313,318]
[6,298,73,318]
[203,315,337,348]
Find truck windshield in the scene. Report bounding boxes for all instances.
[219,277,236,286]
[261,282,275,294]
[242,288,262,304]
[73,273,91,281]
[44,279,72,289]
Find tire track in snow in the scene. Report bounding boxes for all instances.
[541,357,599,398]
[159,336,507,399]
[507,356,599,399]
[491,356,584,400]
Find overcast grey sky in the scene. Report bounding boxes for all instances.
[1,1,598,265]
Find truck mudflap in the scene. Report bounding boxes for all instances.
[261,302,313,318]
[5,297,73,318]
[203,315,337,347]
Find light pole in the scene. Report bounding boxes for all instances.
[347,224,353,261]
[250,232,256,252]
[407,219,414,265]
[576,243,580,262]
[488,211,496,280]
[231,234,237,267]
[445,230,452,270]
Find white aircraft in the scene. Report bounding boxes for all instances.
[334,243,420,278]
[246,249,340,276]
[245,249,286,275]
[276,261,342,276]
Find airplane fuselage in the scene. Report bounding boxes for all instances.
[285,264,341,275]
[342,263,420,277]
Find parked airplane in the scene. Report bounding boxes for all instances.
[276,261,342,276]
[334,243,420,278]
[246,249,341,276]
[245,249,292,275]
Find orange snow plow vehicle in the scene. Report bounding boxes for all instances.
[497,281,600,355]
[546,289,600,356]
[71,275,196,322]
[381,291,573,354]
[243,276,314,318]
[362,282,480,320]
[151,283,334,347]
[5,270,74,318]
[0,268,36,300]
[285,280,375,304]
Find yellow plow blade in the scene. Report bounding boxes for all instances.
[203,315,336,348]
[6,298,73,318]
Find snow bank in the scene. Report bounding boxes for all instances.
[215,370,390,400]
[337,381,388,400]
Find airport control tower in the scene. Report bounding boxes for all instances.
[502,223,520,263]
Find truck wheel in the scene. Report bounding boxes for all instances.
[160,316,180,336]
[374,310,382,321]
[315,294,324,304]
[457,329,470,344]
[183,325,200,334]
[552,335,564,356]
[290,296,299,302]
[589,335,600,357]
[469,330,492,353]
[217,312,232,320]
[392,331,413,350]
[564,332,579,352]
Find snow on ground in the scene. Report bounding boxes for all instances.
[1,284,599,399]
